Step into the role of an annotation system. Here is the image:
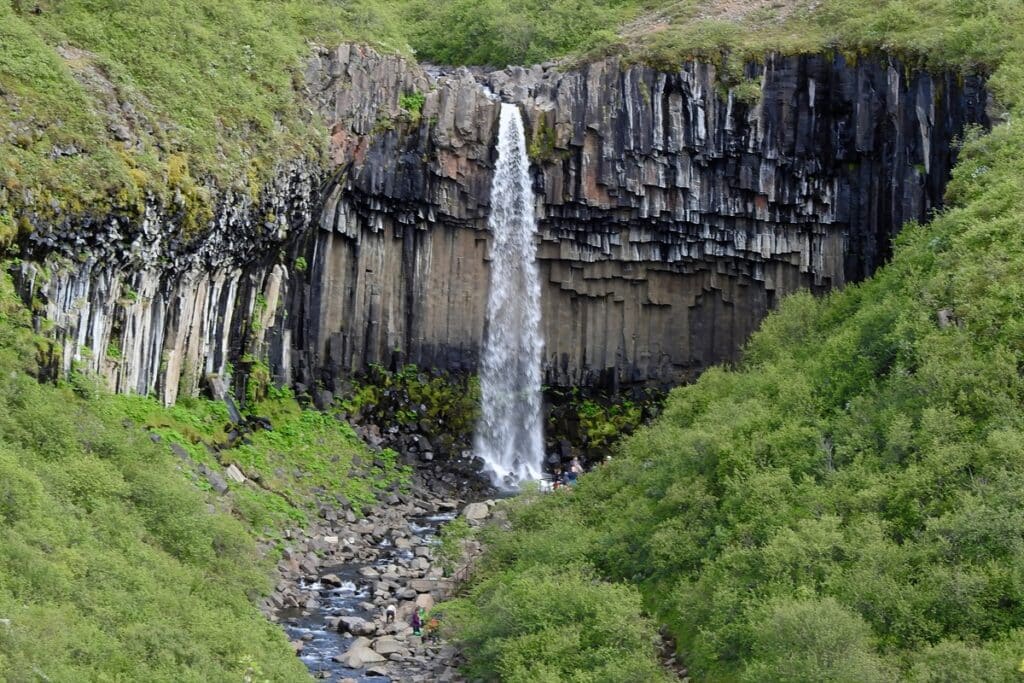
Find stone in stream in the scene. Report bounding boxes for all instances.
[320,573,343,586]
[337,616,376,636]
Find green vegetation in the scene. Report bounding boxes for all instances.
[447,5,1024,679]
[436,516,474,575]
[546,388,658,461]
[339,363,480,456]
[0,272,308,680]
[400,0,632,67]
[0,0,409,243]
[398,0,1019,72]
[103,388,411,532]
[629,0,1020,73]
[399,90,427,124]
[444,491,671,682]
[0,266,412,679]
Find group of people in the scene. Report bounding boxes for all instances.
[384,604,440,641]
[550,456,584,489]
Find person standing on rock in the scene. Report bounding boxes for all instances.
[412,607,423,636]
[385,604,396,624]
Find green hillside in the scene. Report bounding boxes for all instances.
[0,270,411,680]
[445,15,1024,679]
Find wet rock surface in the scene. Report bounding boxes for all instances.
[264,469,492,682]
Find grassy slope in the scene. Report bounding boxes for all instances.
[0,271,410,681]
[446,5,1024,683]
[0,0,409,241]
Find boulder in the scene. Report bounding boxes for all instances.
[200,465,229,494]
[462,502,489,523]
[372,636,406,655]
[409,579,438,593]
[345,642,386,668]
[320,573,343,587]
[337,616,376,636]
[224,463,246,483]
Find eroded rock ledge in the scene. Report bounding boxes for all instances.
[16,44,987,401]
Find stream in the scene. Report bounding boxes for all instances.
[278,511,457,682]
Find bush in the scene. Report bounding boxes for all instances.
[740,596,895,682]
[447,564,670,682]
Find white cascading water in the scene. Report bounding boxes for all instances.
[474,103,545,488]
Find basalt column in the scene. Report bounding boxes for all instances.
[283,46,987,393]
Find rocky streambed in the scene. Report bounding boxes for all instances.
[261,481,497,682]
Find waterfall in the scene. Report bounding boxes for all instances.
[474,103,545,488]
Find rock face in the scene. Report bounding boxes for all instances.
[14,44,987,400]
[282,45,987,390]
[14,160,320,405]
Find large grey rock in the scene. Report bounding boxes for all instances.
[345,641,386,668]
[337,616,376,636]
[372,636,406,655]
[199,465,229,495]
[415,593,435,611]
[463,502,490,523]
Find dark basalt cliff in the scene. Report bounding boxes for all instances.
[15,44,987,402]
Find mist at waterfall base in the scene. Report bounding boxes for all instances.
[473,103,545,489]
